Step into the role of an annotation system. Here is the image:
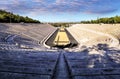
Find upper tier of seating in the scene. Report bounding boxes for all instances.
[67,24,120,47]
[0,23,57,51]
[0,23,57,42]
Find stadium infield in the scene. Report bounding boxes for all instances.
[45,27,78,48]
[53,27,70,46]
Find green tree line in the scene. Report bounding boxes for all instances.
[0,10,40,23]
[50,23,70,27]
[81,16,120,24]
[49,16,120,27]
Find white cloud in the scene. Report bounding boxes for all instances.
[0,0,119,16]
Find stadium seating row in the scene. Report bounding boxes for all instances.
[67,24,120,48]
[64,50,120,79]
[0,23,57,51]
[0,50,60,79]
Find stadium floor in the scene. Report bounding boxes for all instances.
[45,28,78,48]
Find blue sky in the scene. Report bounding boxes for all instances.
[0,0,120,22]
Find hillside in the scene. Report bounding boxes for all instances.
[81,16,120,24]
[0,10,40,23]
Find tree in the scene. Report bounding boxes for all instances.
[81,15,120,24]
[0,9,41,23]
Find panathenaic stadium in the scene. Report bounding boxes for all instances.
[0,23,120,79]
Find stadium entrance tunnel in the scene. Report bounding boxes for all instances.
[45,27,78,49]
